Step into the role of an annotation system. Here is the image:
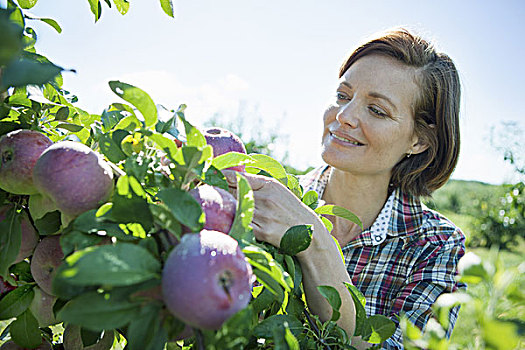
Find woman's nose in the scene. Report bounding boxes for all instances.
[335,101,359,129]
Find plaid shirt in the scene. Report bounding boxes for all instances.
[299,165,466,349]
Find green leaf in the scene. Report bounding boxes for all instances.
[149,203,182,240]
[127,303,167,350]
[24,14,62,33]
[285,294,305,319]
[0,206,21,278]
[111,175,154,230]
[366,315,396,344]
[344,282,368,337]
[109,81,157,128]
[201,165,229,191]
[71,209,132,241]
[156,188,204,232]
[482,319,519,350]
[1,58,63,89]
[251,287,277,315]
[159,0,174,17]
[302,190,319,210]
[87,0,101,22]
[253,315,303,338]
[33,210,61,235]
[282,323,300,350]
[146,132,179,160]
[54,106,69,120]
[178,114,205,148]
[56,243,161,287]
[39,17,62,32]
[315,205,362,229]
[59,230,105,257]
[101,109,125,131]
[113,0,130,15]
[279,224,313,256]
[57,291,140,331]
[17,0,38,9]
[243,245,291,293]
[56,122,84,132]
[320,216,333,233]
[211,152,255,170]
[229,173,255,241]
[0,9,23,65]
[286,174,302,199]
[0,285,34,320]
[246,153,288,185]
[317,285,342,321]
[9,309,41,348]
[114,114,142,132]
[99,131,128,163]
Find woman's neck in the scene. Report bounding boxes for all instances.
[322,167,391,245]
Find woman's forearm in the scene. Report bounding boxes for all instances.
[297,220,372,349]
[297,220,356,334]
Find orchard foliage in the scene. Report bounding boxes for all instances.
[0,1,398,349]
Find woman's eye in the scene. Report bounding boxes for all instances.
[369,106,387,118]
[336,92,350,101]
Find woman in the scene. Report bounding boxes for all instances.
[225,28,465,349]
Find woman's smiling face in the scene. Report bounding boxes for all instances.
[321,54,426,180]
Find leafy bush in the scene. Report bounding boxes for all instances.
[0,1,396,349]
[402,248,524,350]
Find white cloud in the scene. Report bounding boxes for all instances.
[76,70,251,128]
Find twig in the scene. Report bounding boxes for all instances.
[303,308,332,350]
[194,328,205,350]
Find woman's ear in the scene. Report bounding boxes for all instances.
[409,124,435,155]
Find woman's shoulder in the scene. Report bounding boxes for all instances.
[418,203,466,249]
[392,190,465,250]
[297,164,331,195]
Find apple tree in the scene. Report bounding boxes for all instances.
[0,1,397,349]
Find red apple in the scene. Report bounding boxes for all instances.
[187,184,236,234]
[203,127,247,172]
[32,141,114,218]
[30,235,64,296]
[0,129,53,195]
[0,204,39,263]
[161,230,253,330]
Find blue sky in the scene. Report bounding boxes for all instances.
[5,0,525,184]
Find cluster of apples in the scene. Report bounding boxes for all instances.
[0,129,115,349]
[0,126,255,345]
[161,127,255,333]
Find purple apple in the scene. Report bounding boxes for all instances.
[203,127,247,172]
[188,184,237,234]
[0,129,53,194]
[0,204,39,264]
[30,235,64,296]
[161,230,253,330]
[32,141,114,218]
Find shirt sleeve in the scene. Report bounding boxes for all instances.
[382,230,466,349]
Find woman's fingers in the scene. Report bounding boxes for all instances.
[222,170,270,191]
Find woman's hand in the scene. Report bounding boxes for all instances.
[222,170,320,250]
